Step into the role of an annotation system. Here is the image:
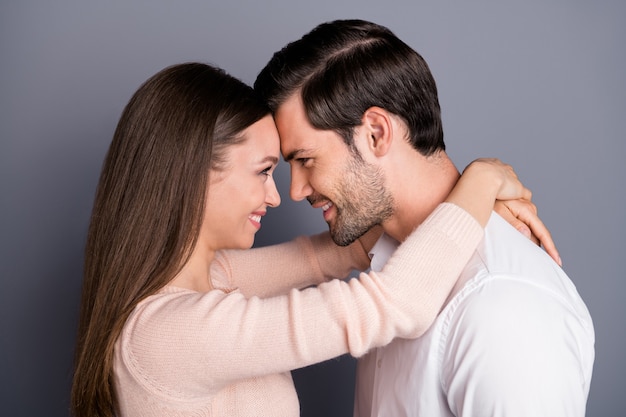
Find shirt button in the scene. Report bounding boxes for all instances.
[377,359,382,368]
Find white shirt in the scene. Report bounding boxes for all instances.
[354,212,595,417]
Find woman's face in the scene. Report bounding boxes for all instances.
[201,115,281,252]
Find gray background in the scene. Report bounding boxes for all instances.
[1,1,624,416]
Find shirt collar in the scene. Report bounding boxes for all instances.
[369,233,400,272]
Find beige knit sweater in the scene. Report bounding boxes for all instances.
[113,203,483,416]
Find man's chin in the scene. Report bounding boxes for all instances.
[330,226,367,247]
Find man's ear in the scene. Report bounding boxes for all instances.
[362,106,393,157]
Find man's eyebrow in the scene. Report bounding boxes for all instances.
[284,149,308,162]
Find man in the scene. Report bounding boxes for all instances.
[253,19,595,416]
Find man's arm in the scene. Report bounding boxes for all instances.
[443,277,594,417]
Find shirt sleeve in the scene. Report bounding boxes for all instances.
[119,203,483,397]
[442,274,595,417]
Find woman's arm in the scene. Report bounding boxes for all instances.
[211,159,560,298]
[210,226,382,298]
[461,159,560,265]
[123,160,525,393]
[121,203,482,392]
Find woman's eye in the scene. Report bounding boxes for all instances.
[260,166,272,176]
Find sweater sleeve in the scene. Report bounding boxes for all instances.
[119,203,482,396]
[209,226,381,298]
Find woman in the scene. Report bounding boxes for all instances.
[71,62,553,417]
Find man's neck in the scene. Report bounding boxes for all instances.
[382,151,460,242]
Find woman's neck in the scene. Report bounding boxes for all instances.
[169,246,215,292]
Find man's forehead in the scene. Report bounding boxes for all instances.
[275,92,347,160]
[275,100,314,159]
[274,92,305,121]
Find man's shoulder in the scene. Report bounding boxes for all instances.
[441,213,592,333]
[477,212,575,293]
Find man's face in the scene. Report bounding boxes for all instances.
[274,94,393,246]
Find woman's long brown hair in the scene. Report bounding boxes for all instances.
[70,63,270,417]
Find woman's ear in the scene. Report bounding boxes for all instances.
[362,106,393,157]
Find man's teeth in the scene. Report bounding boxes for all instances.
[321,202,333,211]
[250,214,261,223]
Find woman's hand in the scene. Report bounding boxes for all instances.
[476,158,561,266]
[446,158,530,228]
[445,158,561,266]
[494,199,561,266]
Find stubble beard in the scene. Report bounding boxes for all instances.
[329,155,394,246]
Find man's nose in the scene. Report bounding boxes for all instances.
[289,167,313,202]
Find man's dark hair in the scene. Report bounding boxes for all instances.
[254,19,445,155]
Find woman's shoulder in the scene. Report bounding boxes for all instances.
[117,285,242,373]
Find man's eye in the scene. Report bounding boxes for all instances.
[298,158,311,167]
